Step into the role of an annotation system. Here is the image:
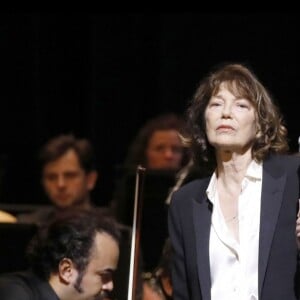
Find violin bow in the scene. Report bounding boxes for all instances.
[127,165,146,300]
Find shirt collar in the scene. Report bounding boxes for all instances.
[206,160,262,204]
[245,159,262,181]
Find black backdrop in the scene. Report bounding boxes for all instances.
[1,12,299,206]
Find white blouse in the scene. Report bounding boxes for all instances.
[207,160,262,300]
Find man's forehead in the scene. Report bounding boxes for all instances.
[43,150,82,171]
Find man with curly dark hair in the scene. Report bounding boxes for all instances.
[0,209,120,300]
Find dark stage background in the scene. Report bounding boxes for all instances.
[0,12,299,207]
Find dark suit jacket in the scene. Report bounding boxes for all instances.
[0,271,59,300]
[168,154,300,300]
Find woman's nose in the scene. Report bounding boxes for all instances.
[222,103,232,118]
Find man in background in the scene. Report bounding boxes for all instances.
[16,134,136,300]
[18,134,111,224]
[0,209,120,300]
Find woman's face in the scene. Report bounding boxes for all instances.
[204,83,257,154]
[146,130,184,170]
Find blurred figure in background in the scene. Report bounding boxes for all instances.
[110,113,192,273]
[111,112,191,226]
[126,112,190,171]
[17,134,111,225]
[142,237,173,300]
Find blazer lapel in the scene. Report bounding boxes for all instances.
[193,180,212,300]
[258,157,286,296]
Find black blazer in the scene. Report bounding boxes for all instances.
[168,154,300,300]
[0,271,59,300]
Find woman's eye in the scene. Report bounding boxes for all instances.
[210,101,221,107]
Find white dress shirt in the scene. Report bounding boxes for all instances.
[207,160,262,300]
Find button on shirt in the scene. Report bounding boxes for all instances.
[207,160,262,300]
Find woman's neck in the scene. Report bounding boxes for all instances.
[216,149,252,182]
